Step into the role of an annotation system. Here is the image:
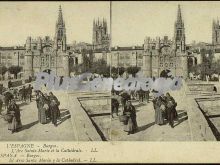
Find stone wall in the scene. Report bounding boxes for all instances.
[67,91,110,141]
[183,81,216,141]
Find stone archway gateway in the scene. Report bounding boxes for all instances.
[43,69,52,74]
[160,69,174,78]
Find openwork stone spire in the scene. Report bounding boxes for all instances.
[57,5,64,25]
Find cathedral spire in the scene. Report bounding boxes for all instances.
[174,4,185,52]
[177,4,182,23]
[57,5,64,25]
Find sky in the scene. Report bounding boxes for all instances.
[0,1,110,46]
[112,1,220,46]
[1,2,220,47]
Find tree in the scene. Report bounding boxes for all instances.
[81,49,93,72]
[126,66,141,77]
[8,65,22,79]
[90,59,110,77]
[0,66,8,76]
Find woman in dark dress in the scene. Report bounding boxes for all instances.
[37,93,47,124]
[7,99,22,133]
[153,96,165,125]
[49,92,60,127]
[123,100,138,135]
[164,92,177,128]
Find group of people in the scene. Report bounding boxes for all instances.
[12,84,33,103]
[35,90,61,127]
[152,92,178,128]
[0,85,32,134]
[0,84,33,133]
[0,82,61,134]
[111,88,179,135]
[112,89,140,135]
[111,88,150,118]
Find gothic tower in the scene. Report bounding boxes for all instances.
[54,5,69,76]
[54,5,67,52]
[92,18,109,49]
[174,5,188,79]
[212,18,220,45]
[174,4,186,52]
[24,36,33,79]
[143,37,152,77]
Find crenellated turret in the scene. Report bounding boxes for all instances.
[37,37,42,50]
[26,36,31,51]
[155,36,160,50]
[144,37,150,50]
[92,17,110,49]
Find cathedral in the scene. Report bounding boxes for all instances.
[92,18,110,50]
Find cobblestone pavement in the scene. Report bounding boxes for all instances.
[0,92,76,141]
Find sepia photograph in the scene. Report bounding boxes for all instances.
[110,1,220,141]
[0,1,111,141]
[1,1,220,163]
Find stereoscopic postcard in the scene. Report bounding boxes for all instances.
[0,1,220,163]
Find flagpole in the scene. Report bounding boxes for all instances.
[109,1,112,78]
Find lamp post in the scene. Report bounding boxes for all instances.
[109,1,112,78]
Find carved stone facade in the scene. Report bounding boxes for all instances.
[110,5,188,79]
[92,18,110,50]
[24,6,80,78]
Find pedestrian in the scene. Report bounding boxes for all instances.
[164,92,177,128]
[152,96,165,125]
[35,90,41,109]
[4,91,14,110]
[213,85,217,94]
[120,90,131,111]
[123,100,138,135]
[0,93,4,115]
[7,99,22,133]
[13,88,18,99]
[49,92,60,126]
[27,84,33,102]
[37,92,47,124]
[111,97,119,118]
[138,88,144,103]
[21,86,26,102]
[145,90,150,103]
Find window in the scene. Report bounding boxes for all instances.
[2,59,6,65]
[20,55,24,59]
[138,61,143,66]
[41,57,45,66]
[120,55,124,60]
[160,63,163,67]
[51,57,55,67]
[138,54,143,59]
